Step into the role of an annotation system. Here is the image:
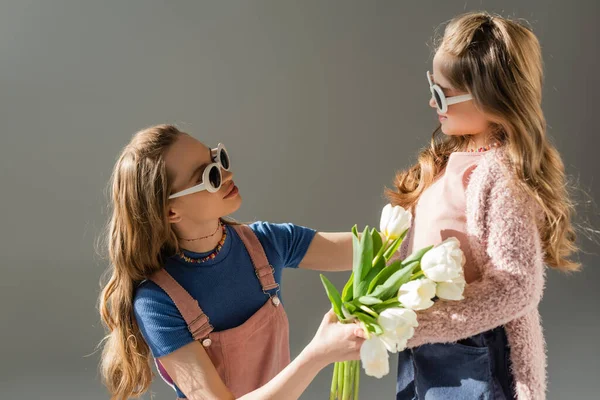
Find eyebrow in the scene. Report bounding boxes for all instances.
[188,147,213,184]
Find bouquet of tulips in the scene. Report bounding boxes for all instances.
[320,204,467,400]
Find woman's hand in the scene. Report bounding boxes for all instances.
[306,309,366,367]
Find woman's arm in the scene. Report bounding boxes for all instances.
[406,179,545,348]
[159,310,365,400]
[299,230,385,272]
[298,232,355,271]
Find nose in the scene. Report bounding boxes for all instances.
[221,168,233,182]
[429,95,437,109]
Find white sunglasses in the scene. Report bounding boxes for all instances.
[168,143,231,199]
[427,71,473,113]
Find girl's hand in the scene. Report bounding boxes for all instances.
[306,309,366,366]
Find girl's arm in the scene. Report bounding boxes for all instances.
[407,179,545,348]
[159,310,365,400]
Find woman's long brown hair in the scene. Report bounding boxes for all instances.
[98,125,183,399]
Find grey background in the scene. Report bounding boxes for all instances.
[1,1,598,399]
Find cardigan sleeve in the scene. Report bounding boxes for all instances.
[407,173,546,348]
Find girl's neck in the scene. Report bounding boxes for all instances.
[463,132,499,152]
[176,219,225,253]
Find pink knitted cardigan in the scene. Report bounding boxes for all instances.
[399,147,547,400]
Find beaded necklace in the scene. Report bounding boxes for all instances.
[466,141,501,152]
[177,223,227,263]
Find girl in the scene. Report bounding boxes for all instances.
[98,125,365,400]
[388,12,579,400]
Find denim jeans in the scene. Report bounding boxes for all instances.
[396,326,515,400]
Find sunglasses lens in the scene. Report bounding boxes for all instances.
[433,89,443,110]
[219,148,230,170]
[208,165,221,190]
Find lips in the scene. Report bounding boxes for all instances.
[223,182,237,198]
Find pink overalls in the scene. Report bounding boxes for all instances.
[149,224,291,399]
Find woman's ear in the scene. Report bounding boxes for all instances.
[168,206,183,224]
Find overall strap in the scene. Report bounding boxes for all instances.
[232,224,280,295]
[149,269,214,341]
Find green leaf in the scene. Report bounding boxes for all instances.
[359,226,374,281]
[369,261,420,300]
[354,281,369,299]
[367,259,403,294]
[360,320,383,335]
[320,274,343,319]
[403,245,434,264]
[359,305,379,318]
[344,302,357,314]
[362,251,386,294]
[364,323,377,334]
[357,296,383,305]
[369,322,384,335]
[353,226,373,298]
[371,298,402,313]
[382,231,407,261]
[341,272,354,302]
[351,225,360,274]
[354,311,378,326]
[371,228,383,260]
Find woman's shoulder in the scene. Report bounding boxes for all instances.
[243,220,316,242]
[133,278,175,312]
[242,220,316,269]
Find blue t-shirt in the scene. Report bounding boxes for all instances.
[134,220,316,360]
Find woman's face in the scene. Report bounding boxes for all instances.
[165,133,241,225]
[429,51,492,139]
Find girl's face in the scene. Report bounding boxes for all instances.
[165,133,241,225]
[430,51,491,139]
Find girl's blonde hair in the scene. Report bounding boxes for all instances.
[386,12,579,272]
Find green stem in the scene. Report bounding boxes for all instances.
[359,321,371,340]
[411,270,425,279]
[383,233,405,261]
[372,238,392,267]
[337,361,345,399]
[353,360,360,400]
[342,361,351,400]
[359,305,379,319]
[380,298,402,307]
[330,362,338,400]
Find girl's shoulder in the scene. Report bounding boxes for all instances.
[466,147,543,225]
[468,147,521,194]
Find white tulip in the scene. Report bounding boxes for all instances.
[378,308,418,353]
[398,278,437,310]
[436,274,466,301]
[421,237,465,282]
[380,204,412,241]
[360,335,390,378]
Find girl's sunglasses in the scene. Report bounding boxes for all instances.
[168,143,231,199]
[427,71,473,113]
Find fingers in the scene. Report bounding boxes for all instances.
[353,327,367,339]
[324,308,339,323]
[339,323,366,343]
[342,321,366,339]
